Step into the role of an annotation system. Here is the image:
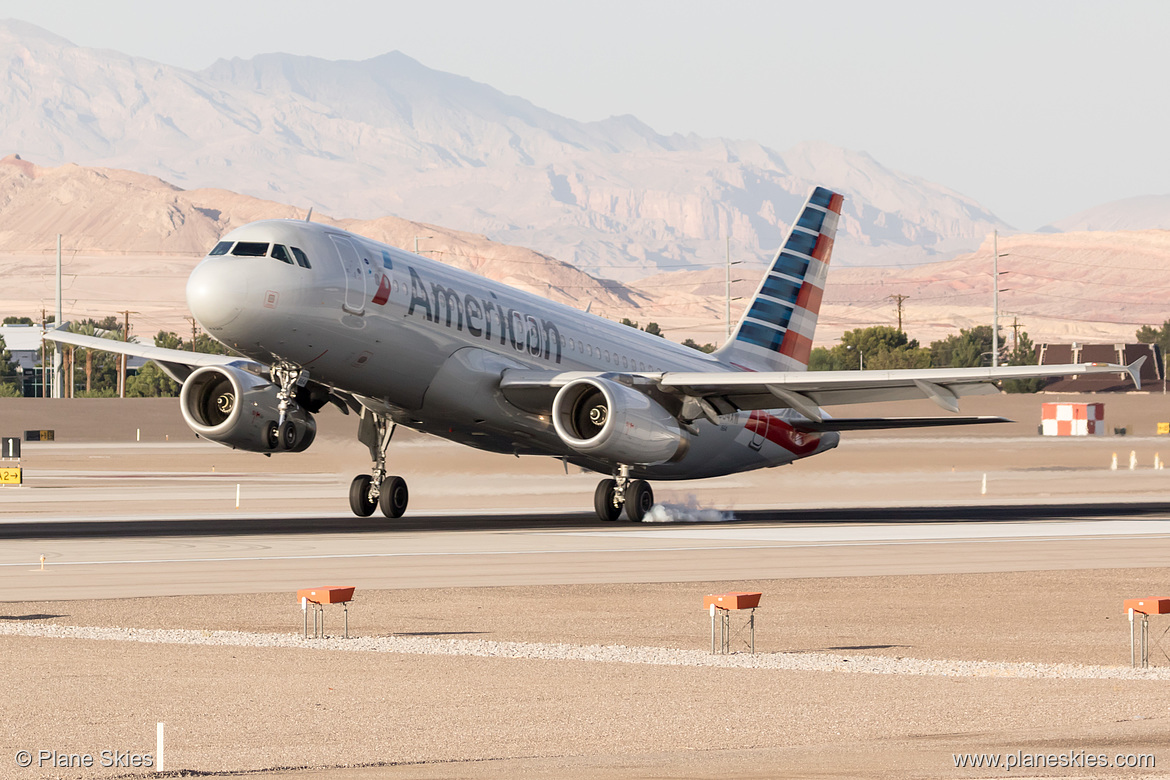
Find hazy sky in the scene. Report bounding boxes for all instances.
[1,0,1165,230]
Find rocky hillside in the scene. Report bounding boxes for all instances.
[0,19,1008,277]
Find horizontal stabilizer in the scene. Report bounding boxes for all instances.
[792,416,1012,432]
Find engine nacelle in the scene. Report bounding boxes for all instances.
[180,365,315,452]
[552,377,685,465]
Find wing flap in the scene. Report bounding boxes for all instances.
[792,415,1011,432]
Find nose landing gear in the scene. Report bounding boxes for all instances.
[594,466,654,522]
[349,409,410,519]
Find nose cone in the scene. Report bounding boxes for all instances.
[187,258,245,331]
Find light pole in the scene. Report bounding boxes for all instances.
[846,344,864,371]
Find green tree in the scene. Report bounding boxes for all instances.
[2,316,34,326]
[929,325,1001,368]
[682,338,716,353]
[126,362,179,397]
[619,318,665,338]
[812,326,931,371]
[0,335,22,396]
[1001,329,1044,393]
[1136,320,1170,377]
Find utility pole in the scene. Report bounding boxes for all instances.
[40,307,47,398]
[414,235,433,255]
[888,293,909,333]
[1011,316,1022,354]
[52,234,62,398]
[992,231,1000,368]
[725,237,732,340]
[116,310,138,398]
[185,316,199,350]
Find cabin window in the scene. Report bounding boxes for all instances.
[208,241,232,256]
[578,342,584,353]
[604,350,610,363]
[567,337,574,350]
[639,362,645,371]
[271,244,294,264]
[621,355,628,368]
[231,242,270,257]
[291,247,312,269]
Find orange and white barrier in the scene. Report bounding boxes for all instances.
[1041,402,1104,436]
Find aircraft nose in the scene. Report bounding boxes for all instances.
[187,258,245,330]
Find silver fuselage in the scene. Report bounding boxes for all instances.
[187,220,839,479]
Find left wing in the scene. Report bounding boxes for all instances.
[43,327,265,382]
[500,358,1143,425]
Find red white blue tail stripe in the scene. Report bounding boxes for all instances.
[717,186,842,372]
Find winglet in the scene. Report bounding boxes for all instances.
[1126,355,1146,391]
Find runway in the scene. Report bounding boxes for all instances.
[4,502,1170,600]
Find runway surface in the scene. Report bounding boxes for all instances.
[4,501,1170,600]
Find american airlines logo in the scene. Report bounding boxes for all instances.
[406,266,563,364]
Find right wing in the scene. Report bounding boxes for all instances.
[43,328,265,383]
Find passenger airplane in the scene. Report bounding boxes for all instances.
[47,187,1141,521]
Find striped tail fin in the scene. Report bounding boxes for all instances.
[714,186,842,372]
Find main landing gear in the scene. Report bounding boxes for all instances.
[594,465,654,523]
[349,409,409,518]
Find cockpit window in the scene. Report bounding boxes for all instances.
[291,246,311,269]
[231,242,270,257]
[208,241,232,256]
[271,244,294,264]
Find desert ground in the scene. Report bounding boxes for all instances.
[2,394,1170,778]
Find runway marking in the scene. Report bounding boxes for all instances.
[1,621,1166,681]
[571,519,1170,543]
[4,534,1170,568]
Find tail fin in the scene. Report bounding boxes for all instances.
[714,186,842,372]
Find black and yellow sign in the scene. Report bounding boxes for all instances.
[23,430,54,442]
[0,467,22,485]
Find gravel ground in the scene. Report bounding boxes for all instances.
[3,620,1169,681]
[5,572,1170,779]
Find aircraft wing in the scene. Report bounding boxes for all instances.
[500,358,1144,425]
[43,327,264,382]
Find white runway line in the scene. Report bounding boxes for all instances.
[0,621,1165,681]
[572,519,1170,543]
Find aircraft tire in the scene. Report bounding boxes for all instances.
[349,474,377,517]
[278,420,299,450]
[292,424,316,453]
[263,421,279,450]
[379,476,409,518]
[624,480,654,522]
[593,479,621,522]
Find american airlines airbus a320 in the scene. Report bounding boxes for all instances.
[49,188,1141,521]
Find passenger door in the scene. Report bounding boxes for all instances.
[329,235,366,315]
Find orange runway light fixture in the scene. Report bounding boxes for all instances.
[297,586,355,604]
[704,591,762,610]
[1123,597,1170,615]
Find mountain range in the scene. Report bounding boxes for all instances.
[0,18,1013,278]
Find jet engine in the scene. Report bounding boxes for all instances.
[551,377,685,465]
[180,365,316,452]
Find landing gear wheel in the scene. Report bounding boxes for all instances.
[348,474,377,517]
[292,424,316,453]
[624,480,654,522]
[263,421,279,450]
[593,479,622,522]
[278,420,299,450]
[379,476,409,518]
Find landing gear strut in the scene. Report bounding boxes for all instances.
[594,466,654,523]
[349,409,410,518]
[270,362,314,451]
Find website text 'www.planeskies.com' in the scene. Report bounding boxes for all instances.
[953,750,1154,771]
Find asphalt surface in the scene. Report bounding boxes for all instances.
[3,500,1170,539]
